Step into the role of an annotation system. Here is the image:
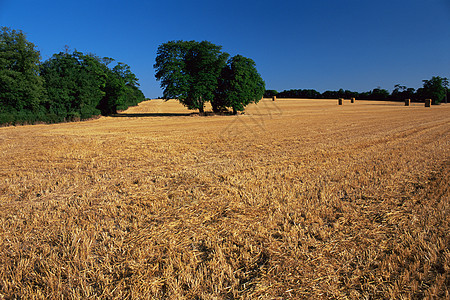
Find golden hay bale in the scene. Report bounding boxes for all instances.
[351,98,355,103]
[338,98,343,105]
[425,99,432,107]
[272,96,277,101]
[405,99,410,106]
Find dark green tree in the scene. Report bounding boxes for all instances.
[41,51,144,119]
[154,40,229,113]
[112,62,145,110]
[264,90,278,98]
[0,27,45,112]
[97,65,124,115]
[322,90,340,99]
[277,89,321,99]
[214,55,265,114]
[320,89,357,99]
[417,76,449,105]
[40,51,105,120]
[391,84,416,101]
[97,62,144,114]
[369,87,390,100]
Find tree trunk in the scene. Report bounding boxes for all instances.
[198,96,204,114]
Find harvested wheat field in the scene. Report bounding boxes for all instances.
[0,99,449,299]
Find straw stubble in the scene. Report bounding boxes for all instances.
[0,99,448,299]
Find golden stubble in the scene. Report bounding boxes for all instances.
[0,99,449,299]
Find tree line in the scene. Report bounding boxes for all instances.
[2,26,448,127]
[0,27,145,126]
[266,77,449,105]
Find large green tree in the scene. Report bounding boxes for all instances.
[97,61,144,114]
[0,27,45,112]
[154,40,229,113]
[40,51,105,120]
[417,76,449,105]
[214,55,265,114]
[112,62,145,111]
[41,51,145,119]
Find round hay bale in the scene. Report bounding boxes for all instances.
[272,96,276,102]
[425,99,431,107]
[338,98,343,105]
[351,98,355,103]
[405,99,410,106]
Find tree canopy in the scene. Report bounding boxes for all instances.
[214,55,265,114]
[41,51,145,119]
[0,27,145,125]
[154,40,265,114]
[40,51,105,120]
[0,27,45,112]
[154,40,229,113]
[417,76,449,105]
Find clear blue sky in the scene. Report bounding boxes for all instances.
[1,0,449,98]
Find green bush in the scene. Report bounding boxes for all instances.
[0,112,15,126]
[66,111,81,122]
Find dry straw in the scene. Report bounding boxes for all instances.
[0,99,449,299]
